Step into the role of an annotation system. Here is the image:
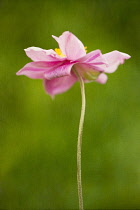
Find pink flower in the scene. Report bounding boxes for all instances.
[16,31,130,97]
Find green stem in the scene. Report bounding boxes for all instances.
[74,70,86,210]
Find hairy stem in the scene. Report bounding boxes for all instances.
[74,70,86,210]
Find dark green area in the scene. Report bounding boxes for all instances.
[0,0,140,209]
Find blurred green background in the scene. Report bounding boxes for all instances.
[0,0,140,209]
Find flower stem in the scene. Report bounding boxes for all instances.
[74,70,86,210]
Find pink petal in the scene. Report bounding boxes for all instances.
[78,49,108,65]
[74,63,104,81]
[96,73,108,84]
[103,50,131,73]
[16,61,63,79]
[44,62,74,80]
[43,74,77,96]
[52,31,86,60]
[25,47,66,62]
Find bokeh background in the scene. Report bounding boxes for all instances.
[0,0,140,209]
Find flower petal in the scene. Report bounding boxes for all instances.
[96,73,108,84]
[52,31,86,60]
[16,61,63,79]
[74,63,104,81]
[103,50,131,73]
[78,49,108,65]
[25,47,66,62]
[43,74,77,96]
[44,62,74,80]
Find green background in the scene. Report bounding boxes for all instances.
[0,0,140,209]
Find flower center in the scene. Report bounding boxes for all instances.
[55,48,66,57]
[55,47,88,58]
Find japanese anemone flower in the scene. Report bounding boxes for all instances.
[16,31,130,97]
[16,31,131,210]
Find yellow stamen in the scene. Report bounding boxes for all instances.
[84,46,88,53]
[55,48,66,57]
[55,46,88,57]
